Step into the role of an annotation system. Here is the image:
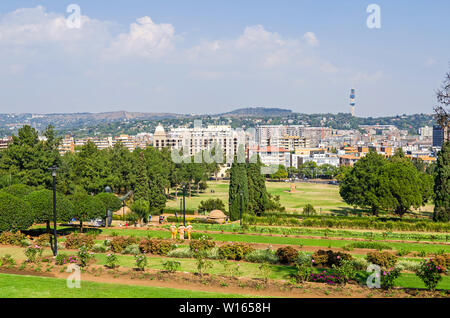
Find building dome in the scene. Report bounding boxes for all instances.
[154,124,166,136]
[208,210,226,219]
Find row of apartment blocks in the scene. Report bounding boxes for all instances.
[1,123,439,169]
[58,133,152,154]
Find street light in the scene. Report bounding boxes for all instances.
[182,183,187,226]
[49,166,59,257]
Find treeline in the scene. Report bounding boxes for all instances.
[0,125,220,225]
[229,154,285,221]
[338,147,448,221]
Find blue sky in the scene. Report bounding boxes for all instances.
[0,1,449,116]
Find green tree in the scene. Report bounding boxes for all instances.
[95,192,122,215]
[25,189,74,233]
[0,192,34,232]
[339,151,387,215]
[433,141,450,221]
[0,125,56,188]
[229,155,249,221]
[1,184,35,198]
[70,140,109,194]
[70,192,105,232]
[106,142,135,194]
[131,198,150,225]
[133,152,150,201]
[270,165,288,180]
[247,155,269,216]
[198,198,226,214]
[379,159,427,217]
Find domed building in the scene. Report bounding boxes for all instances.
[153,124,167,149]
[207,210,227,224]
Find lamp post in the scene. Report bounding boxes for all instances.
[239,189,243,227]
[49,166,58,257]
[182,183,187,226]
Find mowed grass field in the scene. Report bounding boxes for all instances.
[0,273,254,298]
[166,181,434,214]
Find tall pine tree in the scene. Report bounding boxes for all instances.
[247,154,269,216]
[134,152,150,201]
[229,157,249,221]
[433,141,450,222]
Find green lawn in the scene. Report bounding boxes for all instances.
[0,273,255,298]
[165,181,434,214]
[99,228,450,253]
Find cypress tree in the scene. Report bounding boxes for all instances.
[134,152,150,201]
[247,154,269,216]
[229,157,249,221]
[433,141,450,222]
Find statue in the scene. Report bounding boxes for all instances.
[170,225,177,239]
[290,183,297,193]
[186,223,193,240]
[178,225,186,240]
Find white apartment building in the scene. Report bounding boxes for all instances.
[153,124,246,160]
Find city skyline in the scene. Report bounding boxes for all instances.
[0,1,449,116]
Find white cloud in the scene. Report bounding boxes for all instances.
[424,57,436,66]
[320,61,339,73]
[0,6,111,51]
[104,16,175,59]
[303,32,319,48]
[349,70,383,82]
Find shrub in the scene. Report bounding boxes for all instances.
[217,242,254,260]
[135,254,147,271]
[351,258,369,271]
[396,248,410,257]
[416,258,444,290]
[36,233,52,247]
[380,267,401,290]
[312,250,352,268]
[110,236,139,253]
[162,259,181,273]
[190,233,213,240]
[189,236,215,252]
[0,192,34,233]
[0,231,26,246]
[366,251,398,269]
[302,204,316,216]
[77,246,94,267]
[91,243,108,253]
[105,253,119,269]
[139,238,174,255]
[347,241,392,250]
[429,255,448,272]
[55,253,78,265]
[396,260,420,272]
[167,247,192,258]
[25,245,43,263]
[276,246,298,264]
[331,259,357,284]
[295,262,313,283]
[310,270,341,285]
[245,248,279,264]
[198,198,225,214]
[65,233,94,249]
[122,244,140,255]
[297,252,313,266]
[193,249,213,275]
[0,254,16,266]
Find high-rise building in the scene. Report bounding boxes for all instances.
[153,124,245,159]
[433,125,444,147]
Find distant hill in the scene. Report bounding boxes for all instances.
[218,107,292,117]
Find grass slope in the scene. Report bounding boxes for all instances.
[0,273,253,298]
